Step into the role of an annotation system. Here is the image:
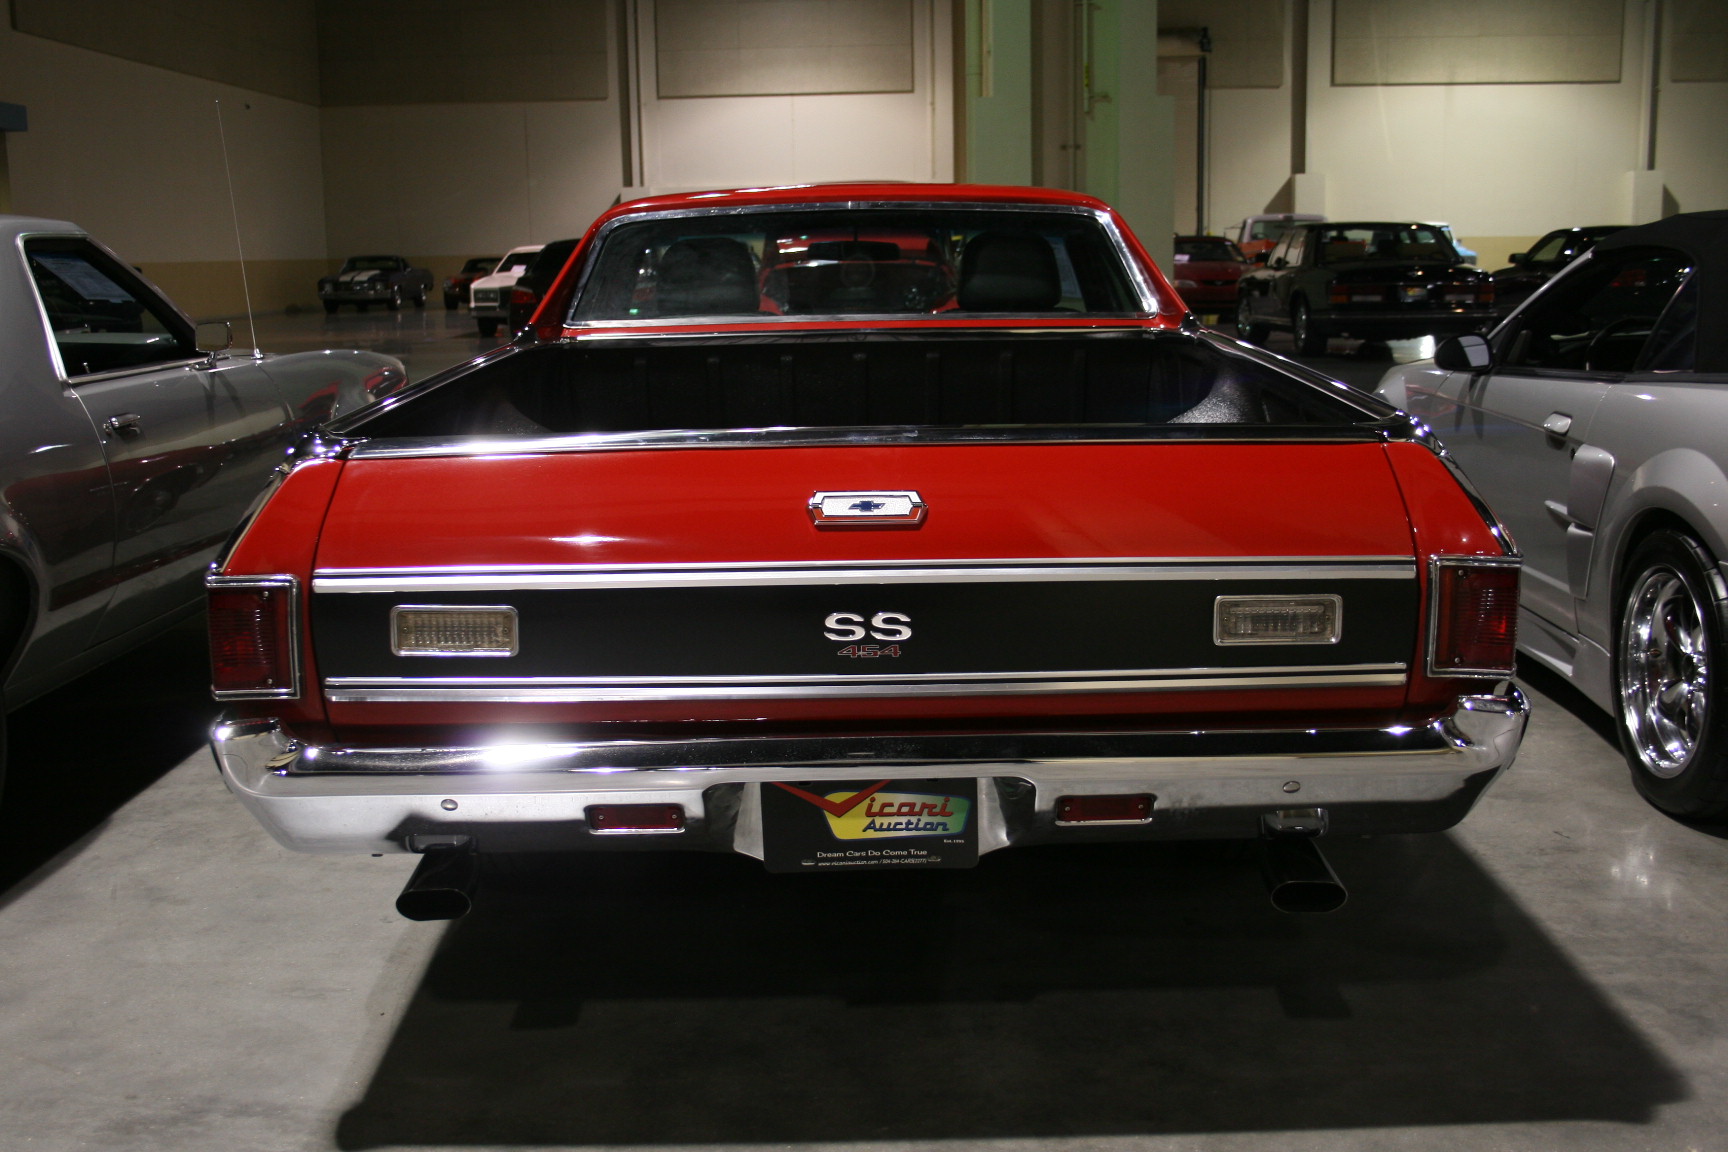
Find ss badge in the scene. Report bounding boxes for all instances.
[824,612,913,641]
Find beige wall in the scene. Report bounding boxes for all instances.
[0,14,328,316]
[320,101,623,260]
[634,0,953,191]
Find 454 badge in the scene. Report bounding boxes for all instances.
[761,778,980,873]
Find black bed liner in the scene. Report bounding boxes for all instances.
[347,330,1385,440]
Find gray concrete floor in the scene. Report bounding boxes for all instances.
[0,310,1723,1152]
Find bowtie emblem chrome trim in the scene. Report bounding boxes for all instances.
[808,490,927,529]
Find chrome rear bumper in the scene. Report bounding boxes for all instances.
[211,688,1527,855]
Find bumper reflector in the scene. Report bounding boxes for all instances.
[1055,794,1153,825]
[586,804,687,834]
[1215,595,1342,645]
[391,606,519,656]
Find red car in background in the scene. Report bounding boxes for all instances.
[1171,234,1249,314]
[207,183,1527,921]
[442,256,501,310]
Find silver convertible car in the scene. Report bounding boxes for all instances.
[1376,211,1728,818]
[1,215,405,792]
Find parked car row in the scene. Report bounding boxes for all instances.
[1168,218,1627,358]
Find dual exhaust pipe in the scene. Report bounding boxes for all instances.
[390,809,1348,920]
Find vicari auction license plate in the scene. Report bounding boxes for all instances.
[760,778,980,873]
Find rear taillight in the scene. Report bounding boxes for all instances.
[510,286,538,307]
[1476,283,1495,305]
[208,575,300,698]
[1428,558,1520,676]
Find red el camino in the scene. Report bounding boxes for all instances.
[207,183,1527,919]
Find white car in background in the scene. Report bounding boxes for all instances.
[469,245,543,339]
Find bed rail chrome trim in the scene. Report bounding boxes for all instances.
[342,423,1402,459]
[313,559,1417,594]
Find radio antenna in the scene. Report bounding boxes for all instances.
[214,99,260,357]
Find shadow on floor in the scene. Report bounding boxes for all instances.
[336,834,1684,1147]
[0,615,215,898]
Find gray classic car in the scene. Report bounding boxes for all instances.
[318,254,434,313]
[1376,211,1728,817]
[1,215,406,789]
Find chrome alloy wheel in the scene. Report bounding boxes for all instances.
[1620,564,1711,779]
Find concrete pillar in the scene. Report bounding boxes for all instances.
[1081,0,1174,271]
[962,0,1034,185]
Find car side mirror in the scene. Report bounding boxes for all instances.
[1271,256,1287,269]
[195,320,234,354]
[1434,333,1493,372]
[1507,252,1528,265]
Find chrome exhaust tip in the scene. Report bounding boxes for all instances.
[1258,810,1346,913]
[396,843,478,921]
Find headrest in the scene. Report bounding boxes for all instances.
[957,233,1061,311]
[655,237,758,316]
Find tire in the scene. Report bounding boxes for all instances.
[387,287,403,312]
[477,319,500,339]
[322,300,338,315]
[412,290,426,310]
[1235,297,1269,345]
[444,292,460,309]
[1292,299,1328,356]
[1615,529,1728,818]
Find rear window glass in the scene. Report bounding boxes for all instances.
[1313,225,1459,264]
[572,207,1144,322]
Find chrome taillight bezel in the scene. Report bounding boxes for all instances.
[1426,556,1521,677]
[207,574,302,700]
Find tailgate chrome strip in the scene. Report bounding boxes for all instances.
[325,666,1408,703]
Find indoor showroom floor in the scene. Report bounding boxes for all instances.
[0,309,1723,1152]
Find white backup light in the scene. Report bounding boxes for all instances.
[1214,595,1342,645]
[391,606,519,656]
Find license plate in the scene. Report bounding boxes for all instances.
[760,778,980,873]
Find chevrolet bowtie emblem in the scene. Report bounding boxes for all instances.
[809,491,927,529]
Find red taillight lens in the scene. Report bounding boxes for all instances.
[209,579,298,697]
[1430,559,1520,676]
[510,286,538,306]
[1476,284,1495,305]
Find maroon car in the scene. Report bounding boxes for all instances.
[1172,235,1248,313]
